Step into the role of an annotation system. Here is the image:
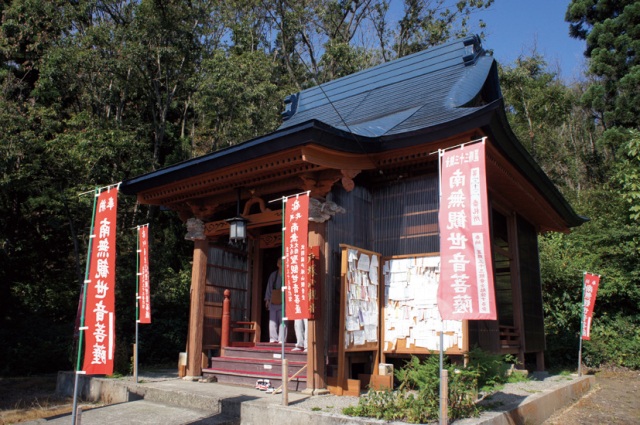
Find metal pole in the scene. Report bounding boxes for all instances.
[439,320,445,425]
[135,226,141,383]
[281,197,287,405]
[578,272,586,377]
[72,188,99,425]
[135,325,139,382]
[437,150,446,425]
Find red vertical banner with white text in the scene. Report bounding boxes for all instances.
[138,224,151,324]
[82,187,118,375]
[581,272,600,340]
[284,193,310,320]
[438,142,497,320]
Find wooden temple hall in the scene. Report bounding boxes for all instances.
[120,35,585,395]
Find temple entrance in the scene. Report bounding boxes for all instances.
[202,245,249,351]
[258,245,295,344]
[260,247,280,342]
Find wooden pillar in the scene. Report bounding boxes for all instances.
[509,212,526,367]
[308,222,326,393]
[221,290,231,353]
[185,237,208,378]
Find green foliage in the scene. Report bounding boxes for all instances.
[618,129,640,222]
[466,347,514,390]
[583,315,640,369]
[343,352,520,422]
[566,0,640,130]
[393,0,494,58]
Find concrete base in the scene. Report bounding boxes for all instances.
[53,370,595,425]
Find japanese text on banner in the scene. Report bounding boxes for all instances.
[581,273,600,340]
[284,193,310,320]
[437,143,497,320]
[82,188,118,375]
[138,224,151,324]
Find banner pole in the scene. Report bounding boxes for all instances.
[436,149,446,425]
[135,226,141,383]
[72,188,100,425]
[578,271,586,377]
[280,196,288,405]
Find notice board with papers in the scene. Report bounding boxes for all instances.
[339,244,381,353]
[334,244,381,395]
[381,254,468,362]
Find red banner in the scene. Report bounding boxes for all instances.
[284,193,310,320]
[82,187,118,375]
[438,142,497,320]
[581,272,600,340]
[138,224,151,324]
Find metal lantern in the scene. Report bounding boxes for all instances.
[227,216,247,243]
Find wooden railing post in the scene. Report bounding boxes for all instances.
[221,290,231,349]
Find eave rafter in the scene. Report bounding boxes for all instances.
[136,149,321,207]
[135,144,378,218]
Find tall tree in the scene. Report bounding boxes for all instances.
[393,0,493,57]
[566,0,640,132]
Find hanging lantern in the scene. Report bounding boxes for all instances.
[227,216,247,243]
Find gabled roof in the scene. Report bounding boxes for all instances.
[120,35,586,230]
[122,35,502,195]
[278,35,499,137]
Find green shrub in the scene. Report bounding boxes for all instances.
[467,347,517,390]
[583,315,640,369]
[344,354,480,422]
[343,349,521,423]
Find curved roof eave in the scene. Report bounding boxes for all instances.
[120,102,501,196]
[120,120,378,196]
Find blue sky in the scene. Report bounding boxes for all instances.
[387,1,588,81]
[474,0,587,81]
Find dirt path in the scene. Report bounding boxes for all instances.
[0,375,73,425]
[543,370,640,425]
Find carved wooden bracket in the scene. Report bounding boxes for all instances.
[242,195,270,216]
[186,199,220,221]
[340,169,361,192]
[299,169,361,198]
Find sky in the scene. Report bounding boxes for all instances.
[386,0,588,82]
[473,0,588,81]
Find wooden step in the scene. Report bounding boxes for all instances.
[203,366,306,392]
[209,356,306,377]
[222,344,307,362]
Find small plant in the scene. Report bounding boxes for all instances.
[343,354,480,423]
[343,349,523,423]
[311,407,321,411]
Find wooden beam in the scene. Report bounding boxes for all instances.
[301,145,376,170]
[204,209,283,237]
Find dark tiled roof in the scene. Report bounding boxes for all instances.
[278,35,498,137]
[119,35,585,229]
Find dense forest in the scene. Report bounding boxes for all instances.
[0,0,638,376]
